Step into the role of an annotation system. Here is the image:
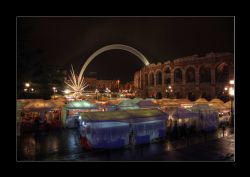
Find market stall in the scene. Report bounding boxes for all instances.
[209,99,230,124]
[191,104,219,132]
[79,109,168,149]
[167,107,199,131]
[174,99,194,109]
[22,100,60,132]
[117,99,141,110]
[157,99,180,112]
[63,100,99,128]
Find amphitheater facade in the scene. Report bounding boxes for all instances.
[134,52,234,100]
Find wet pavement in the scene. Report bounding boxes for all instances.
[17,127,234,161]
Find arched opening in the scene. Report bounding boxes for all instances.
[188,92,196,101]
[185,67,195,83]
[156,92,162,99]
[174,68,182,83]
[156,71,162,85]
[164,68,171,85]
[216,62,229,83]
[175,92,181,99]
[201,92,211,101]
[199,66,211,83]
[149,73,154,86]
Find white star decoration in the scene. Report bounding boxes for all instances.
[65,65,88,99]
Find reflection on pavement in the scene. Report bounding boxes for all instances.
[17,127,234,161]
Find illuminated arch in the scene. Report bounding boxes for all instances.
[78,44,150,83]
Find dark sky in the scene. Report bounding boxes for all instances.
[18,17,234,83]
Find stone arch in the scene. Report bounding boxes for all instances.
[174,68,183,83]
[199,65,211,83]
[215,62,229,83]
[78,44,150,83]
[155,69,162,85]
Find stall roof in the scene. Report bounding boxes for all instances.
[81,109,167,121]
[136,100,159,108]
[65,100,97,109]
[210,98,224,104]
[23,100,57,110]
[195,98,209,104]
[224,101,234,109]
[118,99,141,109]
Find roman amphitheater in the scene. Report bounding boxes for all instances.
[134,52,234,100]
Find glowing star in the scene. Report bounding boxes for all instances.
[65,65,88,99]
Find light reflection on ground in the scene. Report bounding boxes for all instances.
[17,127,234,161]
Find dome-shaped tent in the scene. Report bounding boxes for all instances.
[224,101,234,109]
[209,99,228,111]
[210,98,224,104]
[194,98,208,104]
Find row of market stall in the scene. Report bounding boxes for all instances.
[17,96,232,149]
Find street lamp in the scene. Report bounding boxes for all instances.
[117,80,120,92]
[24,82,31,98]
[166,85,173,98]
[52,87,57,99]
[25,83,30,88]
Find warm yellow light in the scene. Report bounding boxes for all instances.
[169,86,171,89]
[52,87,56,90]
[25,83,30,87]
[31,88,34,91]
[229,87,234,96]
[64,89,70,94]
[24,88,27,92]
[229,80,234,85]
[224,87,228,91]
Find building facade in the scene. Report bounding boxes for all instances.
[85,77,119,92]
[134,52,234,100]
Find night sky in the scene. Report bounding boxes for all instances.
[18,17,234,83]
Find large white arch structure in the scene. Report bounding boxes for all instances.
[78,44,150,83]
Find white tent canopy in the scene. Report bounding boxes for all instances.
[65,100,97,109]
